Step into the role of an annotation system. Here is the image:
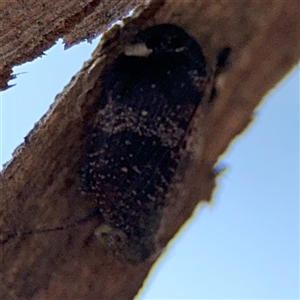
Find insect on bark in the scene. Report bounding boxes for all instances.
[80,24,231,263]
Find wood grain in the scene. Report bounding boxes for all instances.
[1,0,299,299]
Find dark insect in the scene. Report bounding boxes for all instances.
[80,24,230,263]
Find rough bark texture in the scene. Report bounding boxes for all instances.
[1,0,299,299]
[0,0,142,90]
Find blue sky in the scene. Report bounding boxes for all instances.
[1,38,299,300]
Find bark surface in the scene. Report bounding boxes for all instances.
[1,0,299,299]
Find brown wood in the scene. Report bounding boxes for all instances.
[1,0,299,299]
[0,0,143,90]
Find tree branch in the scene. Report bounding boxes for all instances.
[1,0,299,299]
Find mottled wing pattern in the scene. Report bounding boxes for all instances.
[80,24,210,262]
